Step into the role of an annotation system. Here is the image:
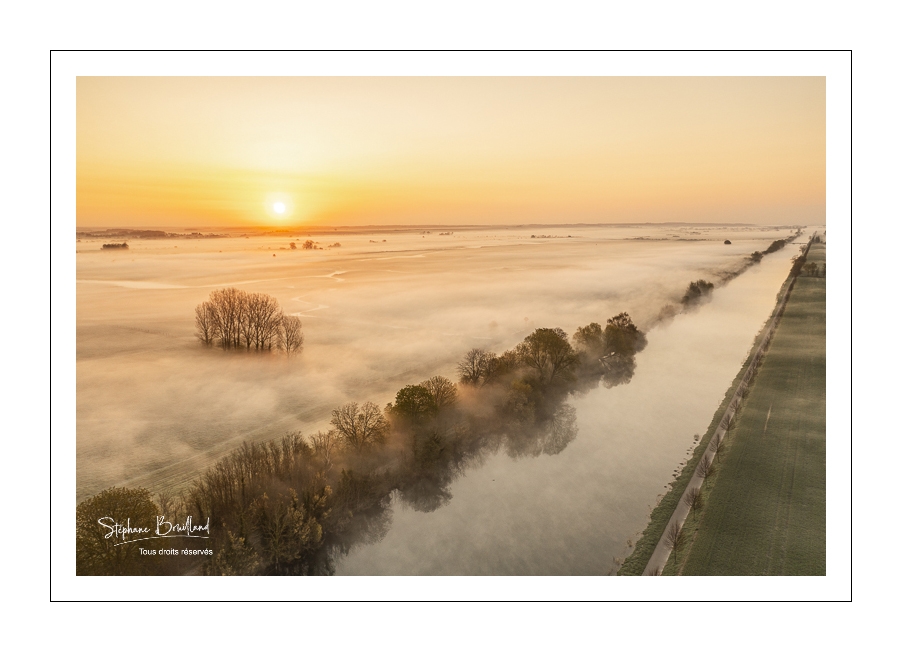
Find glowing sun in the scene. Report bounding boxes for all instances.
[273,202,286,215]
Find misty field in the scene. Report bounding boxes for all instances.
[76,223,805,574]
[674,242,826,575]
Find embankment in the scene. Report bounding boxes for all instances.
[672,239,825,575]
[619,234,819,575]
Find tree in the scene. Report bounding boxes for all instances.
[310,430,338,470]
[489,350,521,381]
[194,288,299,355]
[681,280,714,305]
[302,240,315,250]
[764,239,787,254]
[573,322,604,353]
[207,287,245,349]
[515,327,580,385]
[602,313,647,356]
[803,262,818,277]
[683,487,703,512]
[76,487,161,575]
[696,455,715,481]
[195,302,217,346]
[205,529,260,576]
[330,402,389,451]
[420,376,458,411]
[457,348,496,385]
[391,385,436,421]
[253,489,323,575]
[242,292,282,350]
[278,314,304,354]
[665,521,685,563]
[790,254,807,277]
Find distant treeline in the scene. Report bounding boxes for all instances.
[715,234,799,285]
[655,234,800,325]
[79,229,225,239]
[77,312,648,575]
[195,288,303,354]
[101,242,129,250]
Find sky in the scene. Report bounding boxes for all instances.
[76,77,825,228]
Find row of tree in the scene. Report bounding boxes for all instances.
[749,237,791,263]
[681,280,715,306]
[194,288,303,354]
[456,313,646,393]
[77,310,650,575]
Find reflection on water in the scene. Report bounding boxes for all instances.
[190,324,619,575]
[336,246,799,575]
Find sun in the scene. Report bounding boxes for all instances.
[264,194,294,221]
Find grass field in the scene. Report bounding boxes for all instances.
[617,248,804,575]
[672,242,826,575]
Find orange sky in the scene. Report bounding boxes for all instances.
[76,77,825,228]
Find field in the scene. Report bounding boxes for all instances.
[74,223,807,574]
[672,241,826,575]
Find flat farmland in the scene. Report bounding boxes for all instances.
[676,242,826,575]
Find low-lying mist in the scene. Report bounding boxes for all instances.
[76,224,802,512]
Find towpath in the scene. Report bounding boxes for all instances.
[641,233,815,575]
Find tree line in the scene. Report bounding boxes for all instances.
[77,311,648,575]
[195,288,303,354]
[192,312,645,574]
[749,236,790,263]
[681,280,714,306]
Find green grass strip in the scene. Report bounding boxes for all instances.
[618,263,801,576]
[676,255,825,575]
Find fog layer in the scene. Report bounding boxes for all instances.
[77,223,802,573]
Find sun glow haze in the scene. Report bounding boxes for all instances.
[76,77,825,227]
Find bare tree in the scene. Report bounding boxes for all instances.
[310,430,338,470]
[195,288,299,355]
[420,376,458,411]
[683,487,703,512]
[457,348,496,385]
[696,455,715,481]
[712,432,726,455]
[665,521,685,562]
[278,314,304,355]
[208,287,245,349]
[195,302,217,346]
[243,292,282,350]
[330,402,389,451]
[726,413,738,434]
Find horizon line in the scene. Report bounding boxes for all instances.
[74,221,816,231]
